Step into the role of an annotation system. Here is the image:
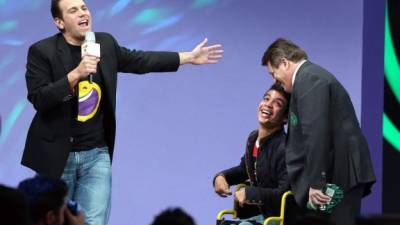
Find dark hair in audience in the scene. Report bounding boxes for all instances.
[18,176,68,224]
[151,207,196,225]
[262,38,308,68]
[0,184,30,225]
[266,82,291,115]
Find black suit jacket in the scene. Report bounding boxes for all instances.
[216,129,290,217]
[22,32,179,178]
[286,61,376,207]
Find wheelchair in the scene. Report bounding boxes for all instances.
[216,184,295,225]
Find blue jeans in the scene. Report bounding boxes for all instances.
[61,147,112,225]
[238,215,265,225]
[238,214,279,225]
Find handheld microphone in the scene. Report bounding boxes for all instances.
[66,200,82,215]
[81,32,100,83]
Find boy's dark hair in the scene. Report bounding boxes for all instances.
[151,208,196,225]
[18,176,68,224]
[266,83,291,115]
[262,38,308,68]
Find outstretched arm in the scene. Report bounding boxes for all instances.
[179,38,223,65]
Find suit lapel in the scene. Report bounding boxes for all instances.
[288,62,311,136]
[287,93,295,138]
[56,33,74,79]
[95,33,114,115]
[97,34,108,92]
[292,61,311,91]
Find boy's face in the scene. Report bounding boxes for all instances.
[257,89,288,128]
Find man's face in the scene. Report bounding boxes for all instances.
[267,59,294,93]
[257,89,288,128]
[54,0,92,44]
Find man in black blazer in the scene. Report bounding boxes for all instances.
[21,0,222,225]
[261,38,376,225]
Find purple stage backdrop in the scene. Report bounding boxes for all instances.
[0,0,382,225]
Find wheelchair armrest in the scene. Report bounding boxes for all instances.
[217,209,237,220]
[280,191,294,219]
[264,216,281,225]
[216,183,248,221]
[263,191,294,225]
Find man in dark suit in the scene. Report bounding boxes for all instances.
[261,38,376,225]
[21,0,222,225]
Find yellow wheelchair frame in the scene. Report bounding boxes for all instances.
[216,184,294,225]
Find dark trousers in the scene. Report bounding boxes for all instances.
[329,184,365,225]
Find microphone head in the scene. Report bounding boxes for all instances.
[85,31,95,43]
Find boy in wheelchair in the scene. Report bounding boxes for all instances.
[213,84,292,225]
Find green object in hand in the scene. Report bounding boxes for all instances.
[306,183,344,214]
